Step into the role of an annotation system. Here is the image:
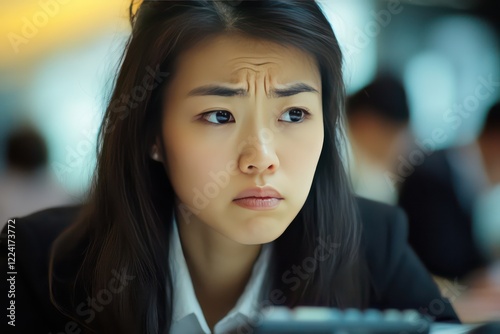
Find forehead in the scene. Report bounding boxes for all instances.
[171,34,321,90]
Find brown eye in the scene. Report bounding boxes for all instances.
[202,110,234,124]
[279,108,310,123]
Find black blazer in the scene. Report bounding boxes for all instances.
[1,197,458,333]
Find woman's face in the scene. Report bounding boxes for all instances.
[159,34,324,245]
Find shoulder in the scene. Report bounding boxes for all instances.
[356,196,406,236]
[0,205,83,332]
[355,197,459,322]
[1,205,82,271]
[1,205,82,273]
[355,197,409,288]
[1,205,82,242]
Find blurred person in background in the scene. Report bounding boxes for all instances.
[399,101,500,280]
[346,74,410,204]
[0,125,74,230]
[473,101,500,262]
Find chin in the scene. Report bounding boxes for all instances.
[232,217,291,245]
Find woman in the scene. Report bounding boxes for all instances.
[1,1,458,333]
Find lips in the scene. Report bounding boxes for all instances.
[233,186,284,210]
[234,186,283,200]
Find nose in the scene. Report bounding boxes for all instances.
[238,134,280,175]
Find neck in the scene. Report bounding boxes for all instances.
[174,207,262,329]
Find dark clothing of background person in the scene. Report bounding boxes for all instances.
[398,102,500,280]
[398,148,488,279]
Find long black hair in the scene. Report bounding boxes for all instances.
[49,1,368,333]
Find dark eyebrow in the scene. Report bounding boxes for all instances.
[187,82,319,98]
[187,85,247,97]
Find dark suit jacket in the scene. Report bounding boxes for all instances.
[398,149,487,279]
[1,197,458,333]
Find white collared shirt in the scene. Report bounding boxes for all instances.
[169,215,273,334]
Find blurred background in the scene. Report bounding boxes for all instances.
[0,0,499,323]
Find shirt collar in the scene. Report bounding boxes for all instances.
[169,214,273,333]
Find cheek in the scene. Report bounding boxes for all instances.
[278,122,324,208]
[280,122,324,181]
[162,124,233,208]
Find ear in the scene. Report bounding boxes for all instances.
[150,139,163,162]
